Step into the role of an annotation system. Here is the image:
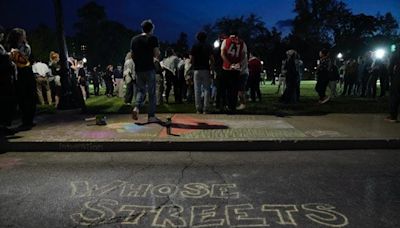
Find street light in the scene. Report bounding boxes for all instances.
[261,61,264,65]
[213,39,220,48]
[391,44,397,53]
[82,57,87,63]
[374,49,386,60]
[337,53,343,59]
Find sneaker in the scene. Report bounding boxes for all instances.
[237,104,246,110]
[148,116,162,123]
[319,96,330,104]
[384,117,397,123]
[132,107,139,120]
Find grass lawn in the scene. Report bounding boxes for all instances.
[38,81,390,116]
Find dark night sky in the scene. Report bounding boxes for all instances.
[1,0,399,43]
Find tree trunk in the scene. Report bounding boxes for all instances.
[53,0,86,111]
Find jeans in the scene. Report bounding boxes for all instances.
[221,70,240,112]
[135,70,156,118]
[194,70,211,112]
[105,79,114,96]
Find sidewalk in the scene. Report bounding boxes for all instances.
[1,110,400,151]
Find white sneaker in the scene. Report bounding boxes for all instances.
[148,116,162,123]
[237,104,246,110]
[320,96,330,104]
[132,107,139,120]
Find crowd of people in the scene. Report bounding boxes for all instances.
[0,20,399,134]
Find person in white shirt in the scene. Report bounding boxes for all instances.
[162,48,180,103]
[32,60,52,105]
[124,52,136,105]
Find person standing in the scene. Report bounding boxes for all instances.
[124,52,136,104]
[0,25,17,134]
[190,31,214,114]
[154,55,164,105]
[385,48,400,122]
[342,59,358,96]
[131,20,161,123]
[315,49,332,104]
[114,65,124,98]
[32,60,52,105]
[220,31,247,113]
[213,34,226,111]
[7,28,36,130]
[91,66,100,96]
[77,61,87,101]
[280,50,299,104]
[104,65,114,97]
[162,48,180,103]
[295,53,304,102]
[237,51,248,110]
[49,51,62,107]
[247,53,263,102]
[367,59,386,99]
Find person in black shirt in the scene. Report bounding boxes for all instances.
[92,66,100,96]
[104,65,114,97]
[77,62,87,101]
[7,28,36,131]
[190,31,214,114]
[0,25,17,134]
[213,35,226,111]
[130,20,161,123]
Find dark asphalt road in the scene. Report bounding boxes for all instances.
[0,150,399,228]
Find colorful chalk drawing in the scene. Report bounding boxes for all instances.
[80,130,117,139]
[70,180,349,227]
[106,122,147,133]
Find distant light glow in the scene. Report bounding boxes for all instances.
[391,44,396,53]
[213,40,220,48]
[82,57,87,63]
[337,53,343,59]
[261,61,264,65]
[374,49,386,59]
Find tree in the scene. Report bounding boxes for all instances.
[28,24,57,62]
[53,0,84,110]
[377,13,399,37]
[74,1,138,67]
[203,14,272,58]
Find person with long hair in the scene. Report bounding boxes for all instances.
[6,28,36,131]
[0,25,17,134]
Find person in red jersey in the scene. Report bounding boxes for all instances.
[220,31,247,113]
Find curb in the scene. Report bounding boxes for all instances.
[1,139,400,152]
